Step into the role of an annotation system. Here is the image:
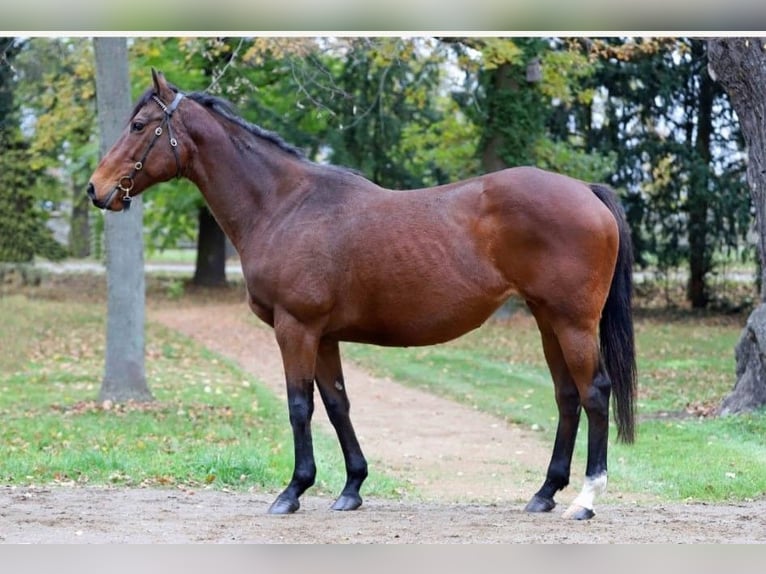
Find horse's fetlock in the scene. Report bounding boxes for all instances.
[349,458,368,481]
[293,466,316,490]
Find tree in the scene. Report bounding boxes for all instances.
[326,38,455,189]
[93,37,152,403]
[239,37,478,189]
[708,37,766,414]
[581,38,749,307]
[0,37,66,264]
[449,37,614,182]
[14,37,98,259]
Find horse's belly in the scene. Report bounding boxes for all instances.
[332,288,512,347]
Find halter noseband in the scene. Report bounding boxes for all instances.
[105,91,185,211]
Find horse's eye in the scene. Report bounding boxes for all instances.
[131,121,145,133]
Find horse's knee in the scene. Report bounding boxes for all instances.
[288,391,314,426]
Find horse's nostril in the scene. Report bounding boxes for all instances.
[86,182,96,199]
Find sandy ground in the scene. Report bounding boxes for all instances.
[2,299,764,543]
[2,484,764,543]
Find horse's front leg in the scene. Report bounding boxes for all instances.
[315,338,368,511]
[268,313,321,515]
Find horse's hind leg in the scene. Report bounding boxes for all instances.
[555,322,611,520]
[315,338,368,511]
[525,315,582,514]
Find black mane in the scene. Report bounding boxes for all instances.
[186,91,307,160]
[133,86,307,160]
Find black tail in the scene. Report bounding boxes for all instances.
[591,183,637,444]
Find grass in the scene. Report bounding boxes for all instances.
[0,295,403,500]
[345,303,766,503]
[144,248,197,264]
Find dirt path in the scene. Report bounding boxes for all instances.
[3,298,764,543]
[2,484,763,543]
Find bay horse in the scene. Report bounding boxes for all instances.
[88,70,636,520]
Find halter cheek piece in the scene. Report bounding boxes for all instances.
[104,91,185,211]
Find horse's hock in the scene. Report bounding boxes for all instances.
[722,303,766,415]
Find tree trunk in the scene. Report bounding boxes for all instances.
[192,205,227,287]
[93,37,153,403]
[708,37,766,414]
[687,41,715,309]
[480,63,514,174]
[68,175,91,258]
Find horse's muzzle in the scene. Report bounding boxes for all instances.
[87,182,105,209]
[87,182,104,209]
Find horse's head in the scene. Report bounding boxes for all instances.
[87,69,190,211]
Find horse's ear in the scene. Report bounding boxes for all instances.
[151,68,170,97]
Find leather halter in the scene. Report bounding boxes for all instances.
[103,91,185,211]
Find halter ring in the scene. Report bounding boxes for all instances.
[118,176,134,192]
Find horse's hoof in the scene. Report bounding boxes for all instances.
[524,495,556,513]
[562,503,595,520]
[331,494,363,511]
[268,496,300,515]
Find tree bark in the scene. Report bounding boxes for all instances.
[93,37,153,403]
[687,40,715,309]
[192,205,227,287]
[68,175,91,258]
[480,63,514,174]
[708,37,766,414]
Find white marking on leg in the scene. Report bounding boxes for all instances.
[571,472,608,511]
[334,380,344,391]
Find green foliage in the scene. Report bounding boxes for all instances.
[326,38,454,188]
[475,39,550,169]
[533,137,616,183]
[582,38,750,298]
[398,99,481,187]
[539,45,597,106]
[0,37,67,263]
[0,130,67,262]
[0,154,67,263]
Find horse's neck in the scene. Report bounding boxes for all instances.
[187,135,305,253]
